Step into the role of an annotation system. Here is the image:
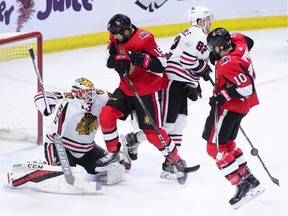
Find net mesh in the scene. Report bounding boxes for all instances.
[0,33,41,143]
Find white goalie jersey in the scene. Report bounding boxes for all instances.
[7,81,125,194]
[165,26,210,87]
[34,89,110,158]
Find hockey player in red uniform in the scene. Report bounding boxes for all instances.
[202,28,265,209]
[95,14,193,184]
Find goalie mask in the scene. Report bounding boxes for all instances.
[71,78,96,104]
[187,6,213,33]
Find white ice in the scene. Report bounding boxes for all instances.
[0,28,287,216]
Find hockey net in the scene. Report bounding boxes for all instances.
[0,32,43,144]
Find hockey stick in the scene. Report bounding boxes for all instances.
[28,48,51,115]
[123,74,178,164]
[54,134,102,190]
[123,73,198,184]
[208,75,280,186]
[214,102,221,160]
[239,127,280,186]
[53,134,75,185]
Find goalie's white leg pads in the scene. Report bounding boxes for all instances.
[94,162,125,185]
[7,162,101,194]
[106,162,125,185]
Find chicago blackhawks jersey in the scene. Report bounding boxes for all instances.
[34,90,110,158]
[106,26,167,96]
[215,32,259,114]
[165,26,210,87]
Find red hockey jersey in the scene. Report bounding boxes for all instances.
[215,33,259,114]
[107,28,168,96]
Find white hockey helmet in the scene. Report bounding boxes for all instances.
[71,78,96,104]
[187,6,213,30]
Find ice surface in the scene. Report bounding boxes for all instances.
[0,28,287,216]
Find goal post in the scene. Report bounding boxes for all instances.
[0,32,43,145]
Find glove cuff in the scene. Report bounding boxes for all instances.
[142,54,151,69]
[219,89,231,102]
[115,54,130,61]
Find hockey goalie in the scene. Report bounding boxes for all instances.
[7,78,126,194]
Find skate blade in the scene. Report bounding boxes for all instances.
[160,171,177,181]
[231,186,265,210]
[231,195,252,210]
[249,185,265,199]
[160,171,187,185]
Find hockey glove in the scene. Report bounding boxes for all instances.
[209,90,231,107]
[114,55,131,76]
[129,52,151,69]
[186,85,202,101]
[198,64,212,81]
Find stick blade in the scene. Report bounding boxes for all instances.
[271,177,280,186]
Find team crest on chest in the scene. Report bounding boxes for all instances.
[76,113,98,135]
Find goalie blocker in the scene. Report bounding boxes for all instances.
[7,161,125,194]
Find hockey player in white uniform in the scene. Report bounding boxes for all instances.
[7,78,125,194]
[122,6,213,180]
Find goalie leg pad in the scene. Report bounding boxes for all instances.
[94,153,125,185]
[7,162,98,194]
[94,162,125,185]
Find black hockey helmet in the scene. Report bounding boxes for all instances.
[107,14,132,35]
[207,27,231,50]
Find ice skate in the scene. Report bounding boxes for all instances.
[95,152,120,172]
[160,159,193,185]
[229,179,253,209]
[160,160,177,181]
[246,174,265,198]
[122,132,140,161]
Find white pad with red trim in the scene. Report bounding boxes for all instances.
[7,162,102,194]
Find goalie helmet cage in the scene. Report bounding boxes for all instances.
[0,32,43,145]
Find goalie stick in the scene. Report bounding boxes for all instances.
[54,134,102,190]
[28,48,51,115]
[123,73,200,185]
[208,75,279,186]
